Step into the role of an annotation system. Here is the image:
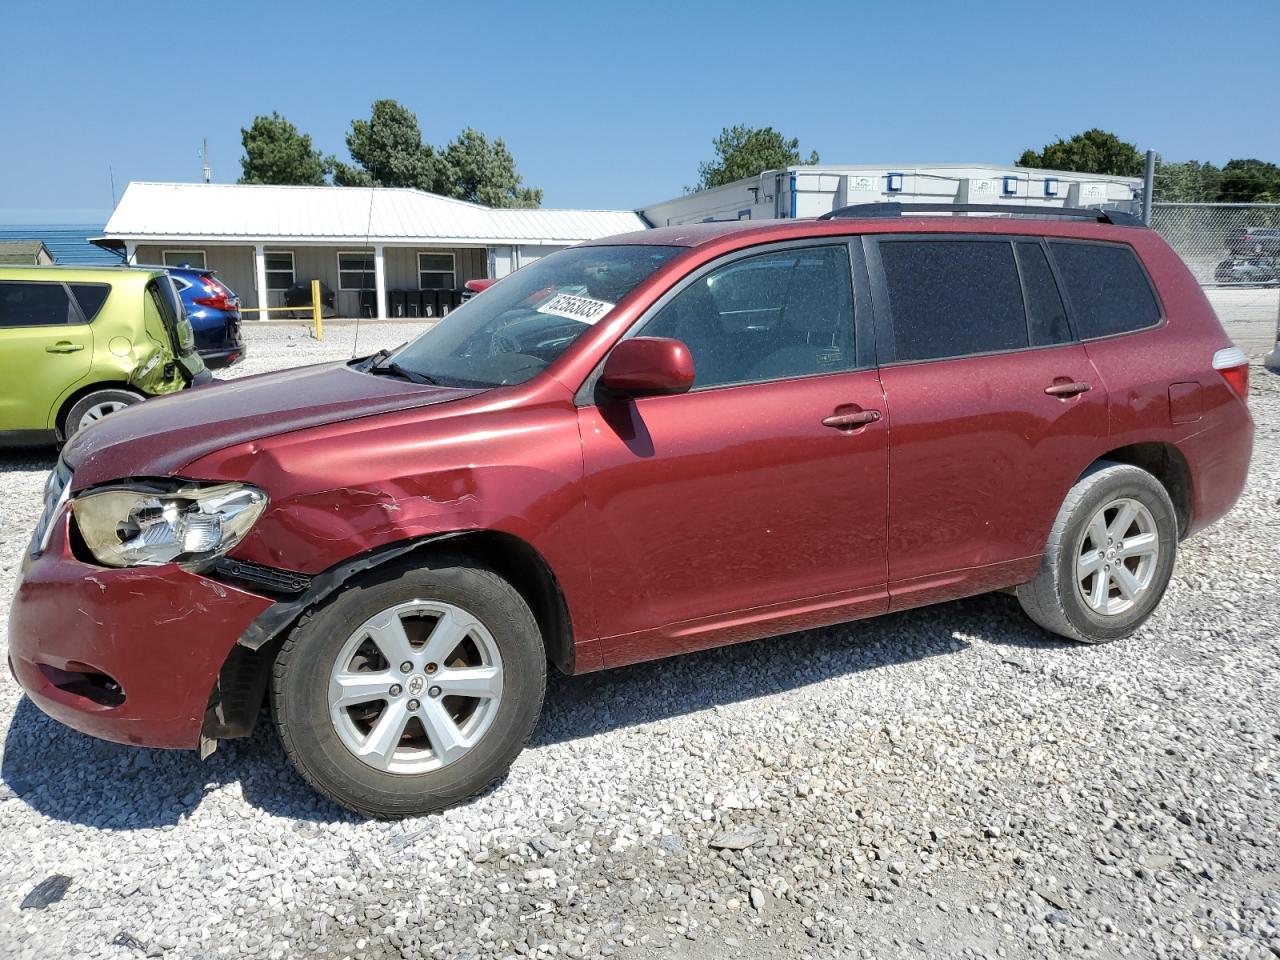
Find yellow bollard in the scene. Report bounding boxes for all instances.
[311,279,323,341]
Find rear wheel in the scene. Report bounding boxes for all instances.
[1016,462,1178,643]
[271,556,546,818]
[63,388,142,438]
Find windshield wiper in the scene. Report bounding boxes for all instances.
[372,360,440,385]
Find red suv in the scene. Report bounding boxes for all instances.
[9,204,1253,817]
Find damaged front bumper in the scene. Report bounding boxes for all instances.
[7,509,274,751]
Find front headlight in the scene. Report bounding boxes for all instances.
[73,481,268,569]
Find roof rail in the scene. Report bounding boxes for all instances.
[818,202,1143,227]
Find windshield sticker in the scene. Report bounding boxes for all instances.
[535,293,615,325]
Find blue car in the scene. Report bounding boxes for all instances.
[165,264,246,369]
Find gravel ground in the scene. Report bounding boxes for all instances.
[0,329,1277,960]
[1209,287,1279,359]
[220,320,436,379]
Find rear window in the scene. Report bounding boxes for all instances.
[1048,241,1161,340]
[0,280,78,327]
[147,278,195,354]
[879,240,1027,361]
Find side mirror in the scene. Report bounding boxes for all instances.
[600,337,695,398]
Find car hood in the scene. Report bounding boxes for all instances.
[63,361,485,490]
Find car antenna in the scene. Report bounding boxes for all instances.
[352,178,376,359]
[352,106,378,360]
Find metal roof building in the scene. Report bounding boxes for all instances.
[0,239,55,265]
[94,182,646,319]
[0,226,120,265]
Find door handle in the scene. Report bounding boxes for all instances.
[1044,380,1092,398]
[822,409,881,430]
[45,342,84,354]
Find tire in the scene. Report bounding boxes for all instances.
[271,555,546,818]
[63,387,143,439]
[1016,461,1178,644]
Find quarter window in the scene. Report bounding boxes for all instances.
[0,281,79,327]
[69,284,110,323]
[338,252,375,291]
[639,245,855,389]
[1013,242,1071,346]
[264,251,295,291]
[879,240,1027,361]
[1048,242,1160,339]
[419,252,456,290]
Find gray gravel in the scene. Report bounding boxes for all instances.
[219,320,435,380]
[0,328,1277,960]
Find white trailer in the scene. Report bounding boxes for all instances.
[639,163,1142,226]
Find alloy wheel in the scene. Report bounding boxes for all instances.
[328,600,504,775]
[1075,497,1160,616]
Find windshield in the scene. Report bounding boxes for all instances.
[380,244,683,387]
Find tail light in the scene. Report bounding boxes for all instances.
[1212,346,1249,401]
[193,276,234,311]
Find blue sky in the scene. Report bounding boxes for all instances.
[2,0,1277,224]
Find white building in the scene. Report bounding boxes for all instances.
[93,182,645,319]
[640,163,1142,226]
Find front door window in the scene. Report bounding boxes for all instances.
[638,245,856,388]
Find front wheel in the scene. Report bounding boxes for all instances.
[271,556,546,818]
[1016,462,1178,643]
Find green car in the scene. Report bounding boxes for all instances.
[0,265,209,445]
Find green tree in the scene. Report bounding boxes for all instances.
[1152,159,1222,202]
[695,125,820,190]
[1017,129,1144,177]
[237,112,332,185]
[438,128,542,208]
[333,99,440,190]
[1216,159,1280,202]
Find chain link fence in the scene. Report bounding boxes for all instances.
[1149,202,1279,362]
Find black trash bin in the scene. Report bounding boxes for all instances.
[436,289,462,316]
[389,290,407,318]
[420,290,436,318]
[406,291,421,318]
[425,289,446,317]
[358,290,376,319]
[283,280,335,318]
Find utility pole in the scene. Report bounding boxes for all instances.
[1142,149,1155,225]
[202,138,211,183]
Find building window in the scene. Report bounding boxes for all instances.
[162,250,206,269]
[418,252,456,290]
[264,251,294,290]
[338,252,376,291]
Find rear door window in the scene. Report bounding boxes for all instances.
[0,281,82,327]
[1048,241,1161,339]
[877,240,1027,361]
